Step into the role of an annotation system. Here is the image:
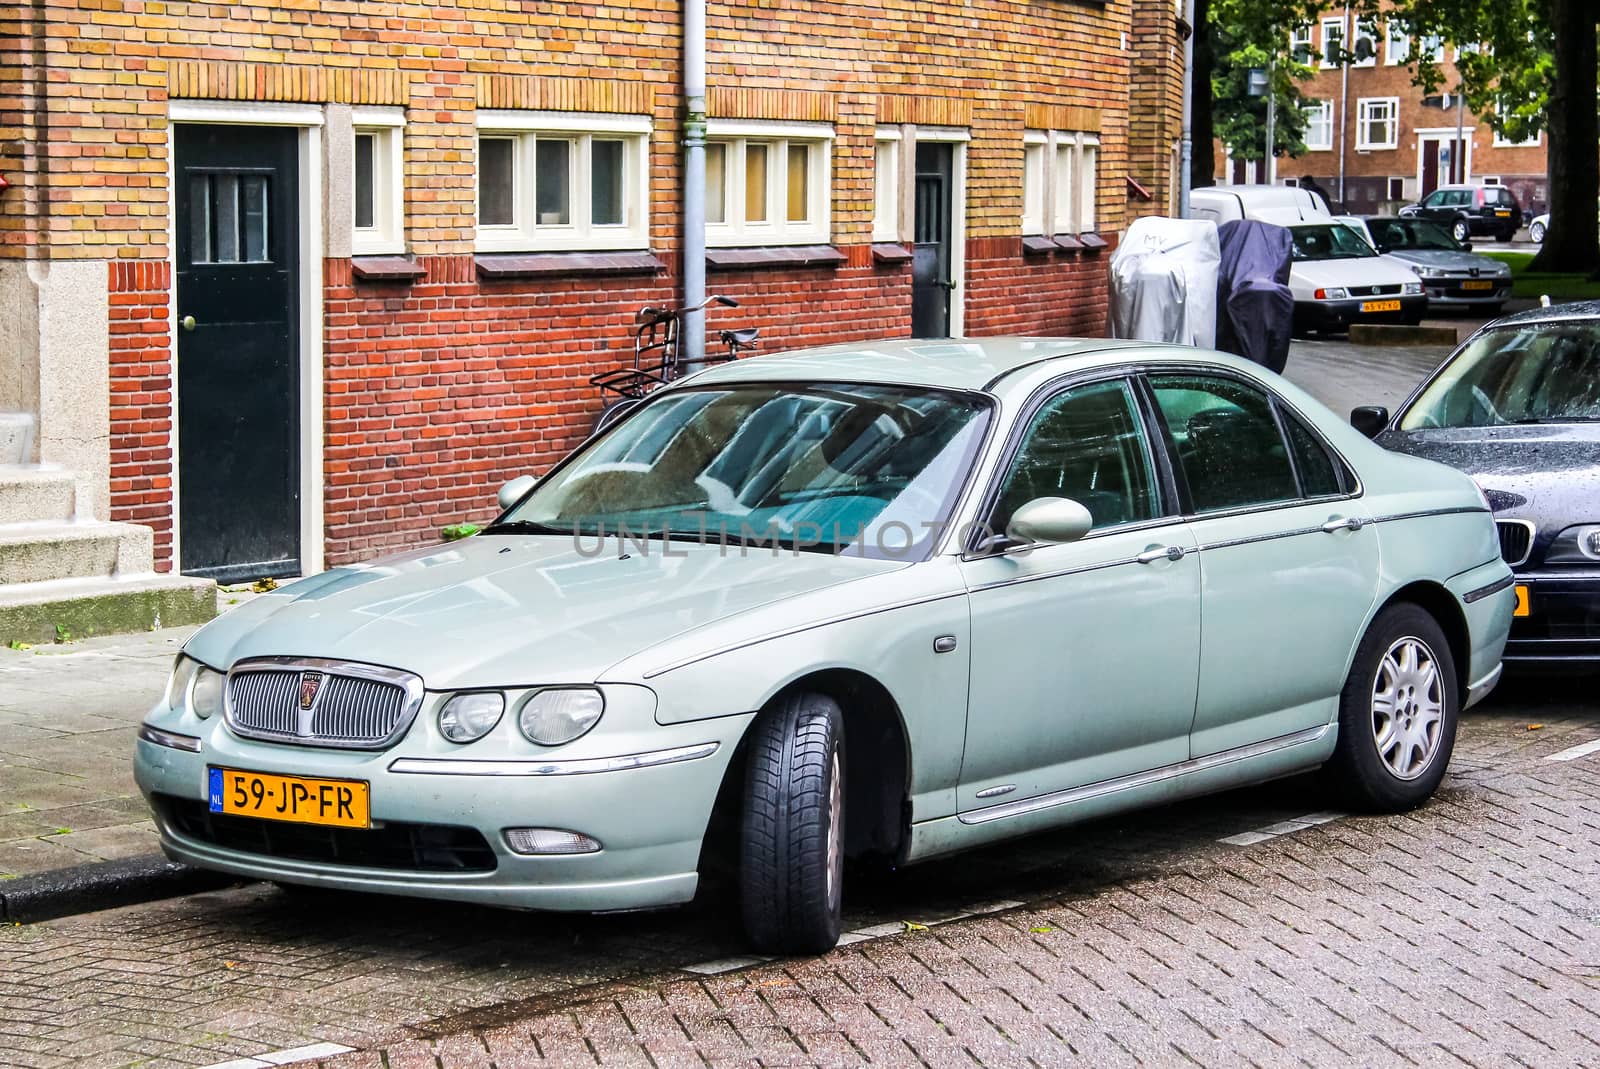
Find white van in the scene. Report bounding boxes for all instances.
[1191,185,1427,332]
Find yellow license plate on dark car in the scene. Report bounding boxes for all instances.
[1361,299,1401,313]
[1462,280,1494,291]
[1514,584,1530,618]
[208,767,370,828]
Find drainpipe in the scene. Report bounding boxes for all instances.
[1337,48,1349,207]
[1178,0,1194,217]
[681,0,708,371]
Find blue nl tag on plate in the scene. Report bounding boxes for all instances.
[208,767,224,812]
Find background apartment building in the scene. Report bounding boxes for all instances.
[1218,8,1548,216]
[0,0,1183,632]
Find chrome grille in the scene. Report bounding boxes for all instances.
[1350,284,1403,297]
[1496,520,1534,567]
[225,658,423,749]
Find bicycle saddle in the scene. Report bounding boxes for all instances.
[721,327,761,345]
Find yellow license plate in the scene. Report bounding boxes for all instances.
[1514,584,1530,618]
[1462,280,1494,291]
[1361,299,1402,313]
[1495,210,1511,217]
[208,767,370,828]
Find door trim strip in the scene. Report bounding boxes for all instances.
[957,723,1332,825]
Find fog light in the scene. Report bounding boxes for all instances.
[503,827,602,855]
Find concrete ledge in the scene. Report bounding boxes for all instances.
[1348,323,1460,347]
[0,573,216,645]
[0,854,238,923]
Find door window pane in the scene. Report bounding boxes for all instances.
[241,175,268,261]
[1283,410,1344,497]
[786,143,809,222]
[745,143,768,222]
[706,142,727,224]
[991,380,1160,535]
[189,175,213,263]
[535,138,571,225]
[354,132,376,230]
[478,138,515,226]
[213,174,240,262]
[591,138,624,226]
[1150,375,1298,512]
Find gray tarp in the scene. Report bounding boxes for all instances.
[1215,219,1295,374]
[1109,217,1220,349]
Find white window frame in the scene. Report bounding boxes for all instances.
[473,110,651,253]
[1303,100,1334,151]
[705,120,833,247]
[1421,35,1445,62]
[1027,130,1098,237]
[1385,22,1410,65]
[1351,20,1379,67]
[1320,16,1346,68]
[1076,135,1099,234]
[873,128,901,242]
[1492,108,1541,148]
[1022,130,1046,236]
[1356,98,1400,151]
[351,107,405,255]
[1289,24,1314,62]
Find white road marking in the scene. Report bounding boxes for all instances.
[683,954,772,975]
[1219,811,1346,847]
[198,1044,353,1069]
[1546,737,1600,763]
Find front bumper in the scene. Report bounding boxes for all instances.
[1295,293,1427,331]
[134,689,754,912]
[1422,281,1511,306]
[1503,569,1600,668]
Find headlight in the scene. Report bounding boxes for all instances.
[438,692,505,743]
[1409,265,1442,279]
[190,667,225,720]
[1545,524,1600,564]
[164,655,201,709]
[518,688,605,746]
[1402,282,1424,295]
[1314,287,1349,301]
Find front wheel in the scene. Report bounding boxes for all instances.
[1529,221,1546,244]
[1450,219,1471,244]
[1326,603,1459,812]
[740,692,846,954]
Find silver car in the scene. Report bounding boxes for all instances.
[1341,216,1512,312]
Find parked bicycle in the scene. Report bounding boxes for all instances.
[588,295,758,433]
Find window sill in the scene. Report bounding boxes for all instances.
[1022,235,1058,257]
[706,245,847,271]
[350,256,427,282]
[1077,233,1109,254]
[871,242,914,265]
[474,251,664,280]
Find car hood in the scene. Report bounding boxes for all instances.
[184,535,905,688]
[1384,249,1507,274]
[1290,256,1418,296]
[1377,424,1600,531]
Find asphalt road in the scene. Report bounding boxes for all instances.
[3,339,1595,1069]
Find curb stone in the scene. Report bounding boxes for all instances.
[0,854,240,923]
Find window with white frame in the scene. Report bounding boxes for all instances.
[1320,16,1346,67]
[1351,20,1379,66]
[1289,24,1314,62]
[352,108,405,254]
[1492,102,1541,147]
[1303,100,1334,151]
[1356,98,1399,150]
[474,111,651,252]
[705,121,832,247]
[873,130,901,241]
[1385,22,1410,64]
[1421,35,1445,62]
[1024,130,1099,236]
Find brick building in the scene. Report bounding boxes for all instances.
[1215,6,1547,216]
[1,0,1183,608]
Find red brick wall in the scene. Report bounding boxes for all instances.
[965,240,1112,337]
[107,261,174,571]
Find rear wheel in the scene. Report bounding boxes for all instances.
[1326,603,1459,812]
[740,691,846,954]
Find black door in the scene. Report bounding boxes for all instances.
[912,143,954,339]
[175,125,300,582]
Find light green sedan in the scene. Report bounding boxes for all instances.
[134,339,1515,953]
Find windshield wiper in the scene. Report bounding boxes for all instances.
[481,519,570,536]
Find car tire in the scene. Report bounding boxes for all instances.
[1530,221,1546,243]
[1450,219,1471,244]
[1326,603,1460,813]
[740,691,846,954]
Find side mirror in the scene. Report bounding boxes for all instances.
[1350,406,1390,439]
[497,474,538,511]
[1008,497,1094,545]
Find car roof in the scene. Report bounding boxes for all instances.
[1486,300,1600,329]
[680,337,1174,393]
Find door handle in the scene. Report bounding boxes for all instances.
[180,315,196,332]
[1136,545,1185,564]
[1321,516,1365,533]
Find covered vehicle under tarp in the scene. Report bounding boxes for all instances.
[1109,217,1220,348]
[1215,219,1295,374]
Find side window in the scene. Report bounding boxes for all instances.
[1149,375,1298,512]
[1280,406,1345,497]
[1422,191,1443,208]
[991,379,1160,536]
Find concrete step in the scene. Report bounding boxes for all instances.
[0,412,34,466]
[0,573,216,645]
[0,466,78,524]
[0,521,154,585]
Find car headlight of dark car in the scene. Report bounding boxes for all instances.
[1544,524,1600,564]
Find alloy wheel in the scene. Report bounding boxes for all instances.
[825,748,843,911]
[1371,637,1445,780]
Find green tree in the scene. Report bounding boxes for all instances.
[1364,0,1598,273]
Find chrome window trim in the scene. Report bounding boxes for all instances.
[388,742,719,776]
[137,724,203,753]
[958,724,1332,825]
[223,656,426,750]
[1494,518,1537,567]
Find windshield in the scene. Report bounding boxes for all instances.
[495,383,991,559]
[1291,224,1377,261]
[1367,218,1462,252]
[1399,324,1600,429]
